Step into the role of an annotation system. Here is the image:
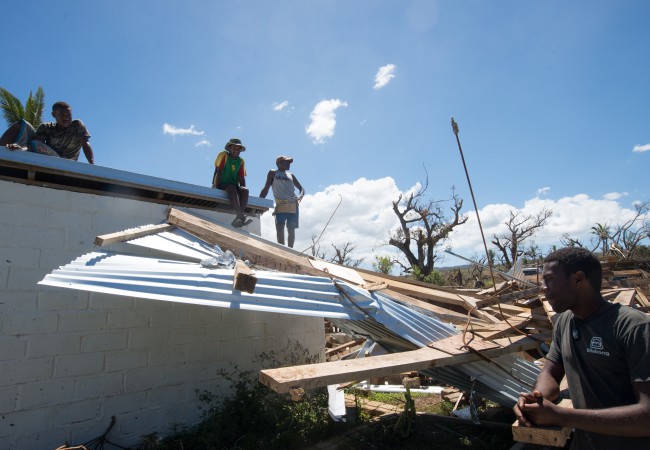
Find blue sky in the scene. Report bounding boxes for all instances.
[4,0,649,269]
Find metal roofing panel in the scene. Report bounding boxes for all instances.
[40,223,542,407]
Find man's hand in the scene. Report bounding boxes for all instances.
[515,390,562,427]
[5,143,26,151]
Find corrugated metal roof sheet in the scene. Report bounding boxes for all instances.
[40,225,541,406]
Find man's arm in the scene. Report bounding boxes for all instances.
[521,380,650,437]
[82,140,94,164]
[259,170,275,198]
[212,167,222,189]
[514,358,564,427]
[292,175,305,201]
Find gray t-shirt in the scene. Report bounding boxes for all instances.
[32,120,91,160]
[546,302,650,449]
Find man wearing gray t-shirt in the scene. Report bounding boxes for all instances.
[514,247,650,449]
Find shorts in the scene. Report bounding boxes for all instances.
[15,119,59,157]
[275,207,299,230]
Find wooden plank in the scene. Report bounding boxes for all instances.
[377,288,489,327]
[511,398,573,447]
[359,271,500,323]
[259,335,538,393]
[635,288,650,307]
[613,289,636,306]
[233,260,257,293]
[94,223,175,246]
[475,286,541,308]
[309,259,365,284]
[167,208,325,277]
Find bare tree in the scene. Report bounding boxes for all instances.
[561,202,649,260]
[329,242,364,267]
[306,234,326,260]
[388,183,467,279]
[492,208,553,269]
[608,202,649,259]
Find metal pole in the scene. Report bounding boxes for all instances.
[451,117,498,291]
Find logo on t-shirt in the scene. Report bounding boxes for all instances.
[586,336,610,356]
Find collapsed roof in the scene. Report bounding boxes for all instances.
[39,207,549,407]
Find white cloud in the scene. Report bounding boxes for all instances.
[163,123,205,137]
[195,140,211,147]
[603,192,626,201]
[305,99,348,144]
[373,64,397,90]
[259,177,649,270]
[273,100,289,111]
[633,143,650,153]
[537,187,551,196]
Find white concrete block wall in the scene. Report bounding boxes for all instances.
[0,180,325,449]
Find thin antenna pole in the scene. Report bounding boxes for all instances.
[451,117,497,290]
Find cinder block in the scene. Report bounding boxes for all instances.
[17,379,75,409]
[222,337,252,359]
[27,335,81,358]
[2,311,58,335]
[63,228,95,252]
[7,267,50,291]
[44,208,94,230]
[149,307,190,328]
[187,341,222,363]
[238,321,268,339]
[105,350,148,372]
[11,226,65,250]
[0,357,53,386]
[101,391,147,417]
[74,373,125,399]
[129,328,169,349]
[0,223,13,245]
[0,386,18,415]
[0,202,45,226]
[81,331,128,353]
[92,212,137,236]
[58,310,107,332]
[0,290,38,313]
[148,345,188,367]
[54,353,104,378]
[187,306,222,325]
[89,292,134,309]
[39,249,88,272]
[205,321,238,341]
[107,310,151,329]
[37,290,89,311]
[15,183,71,209]
[125,367,176,392]
[168,326,206,345]
[0,337,26,360]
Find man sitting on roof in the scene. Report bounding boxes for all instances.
[0,101,94,164]
[212,138,250,228]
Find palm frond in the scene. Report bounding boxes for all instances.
[25,87,45,127]
[0,87,25,126]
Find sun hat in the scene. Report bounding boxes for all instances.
[276,155,293,164]
[225,138,246,152]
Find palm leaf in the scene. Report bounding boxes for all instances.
[0,87,25,126]
[25,87,45,127]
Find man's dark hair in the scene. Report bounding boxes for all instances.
[544,247,602,291]
[52,101,70,112]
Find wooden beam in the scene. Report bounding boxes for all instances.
[233,260,257,293]
[94,223,175,246]
[613,289,636,306]
[167,208,325,277]
[511,398,573,447]
[259,335,538,393]
[359,270,500,323]
[475,286,541,309]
